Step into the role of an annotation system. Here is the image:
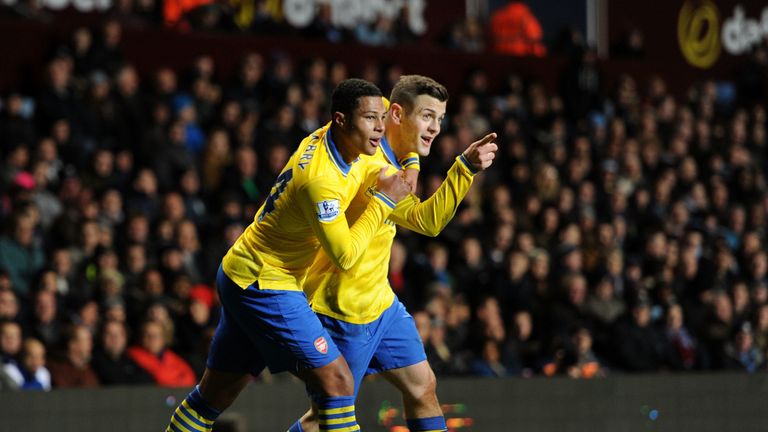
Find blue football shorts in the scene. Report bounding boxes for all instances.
[317,297,427,396]
[207,265,341,375]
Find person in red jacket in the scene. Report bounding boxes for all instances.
[128,320,196,387]
[164,0,213,30]
[491,1,547,56]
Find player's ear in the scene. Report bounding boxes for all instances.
[333,112,345,128]
[390,103,404,125]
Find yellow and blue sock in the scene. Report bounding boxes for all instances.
[406,416,447,431]
[166,386,221,432]
[317,396,360,431]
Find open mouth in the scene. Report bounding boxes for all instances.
[420,136,433,147]
[369,137,381,147]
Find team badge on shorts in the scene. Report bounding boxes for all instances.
[314,336,328,354]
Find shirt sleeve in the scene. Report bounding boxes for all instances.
[389,155,476,237]
[298,174,395,271]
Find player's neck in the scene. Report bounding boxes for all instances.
[385,127,408,160]
[330,126,359,164]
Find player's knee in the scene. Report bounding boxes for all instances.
[425,368,437,393]
[421,368,438,396]
[199,371,249,410]
[331,368,355,395]
[407,367,437,401]
[319,364,355,396]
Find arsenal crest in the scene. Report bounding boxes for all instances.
[314,336,328,354]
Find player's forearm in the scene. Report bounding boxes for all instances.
[392,157,474,236]
[325,193,395,270]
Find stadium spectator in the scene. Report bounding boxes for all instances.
[0,212,45,295]
[469,297,508,376]
[47,324,100,387]
[0,93,36,152]
[542,325,603,378]
[456,236,493,302]
[174,285,213,356]
[548,272,590,347]
[127,320,196,387]
[749,307,768,368]
[387,239,413,305]
[664,304,697,370]
[0,21,767,386]
[355,16,397,47]
[613,297,670,372]
[503,310,540,375]
[0,320,22,365]
[565,326,603,378]
[424,316,458,376]
[490,1,546,56]
[724,323,764,373]
[30,160,63,230]
[470,339,508,377]
[445,17,486,52]
[584,276,625,353]
[701,292,736,369]
[0,288,20,322]
[27,290,65,348]
[0,362,17,390]
[92,320,153,385]
[3,338,51,391]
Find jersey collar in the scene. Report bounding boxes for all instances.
[379,135,402,169]
[325,127,358,177]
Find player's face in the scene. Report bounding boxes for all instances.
[401,95,447,157]
[345,96,386,157]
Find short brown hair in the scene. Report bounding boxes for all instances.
[390,75,448,110]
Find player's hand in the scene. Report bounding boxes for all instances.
[376,167,411,203]
[462,132,498,171]
[402,167,419,193]
[399,152,420,193]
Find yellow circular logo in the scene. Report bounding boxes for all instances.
[678,0,721,69]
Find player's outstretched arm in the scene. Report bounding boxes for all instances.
[390,132,498,236]
[300,167,411,270]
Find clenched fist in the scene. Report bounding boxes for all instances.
[376,167,412,203]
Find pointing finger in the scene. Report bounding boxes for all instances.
[476,132,497,146]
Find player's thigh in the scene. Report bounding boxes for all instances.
[207,266,266,376]
[218,269,342,374]
[315,313,387,395]
[367,301,427,377]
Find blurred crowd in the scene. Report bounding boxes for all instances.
[2,0,547,54]
[1,16,768,392]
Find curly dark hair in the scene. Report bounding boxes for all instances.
[330,78,383,118]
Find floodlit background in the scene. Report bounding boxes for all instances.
[0,0,767,430]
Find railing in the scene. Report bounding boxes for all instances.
[1,373,766,431]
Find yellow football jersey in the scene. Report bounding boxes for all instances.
[305,137,478,323]
[221,124,397,291]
